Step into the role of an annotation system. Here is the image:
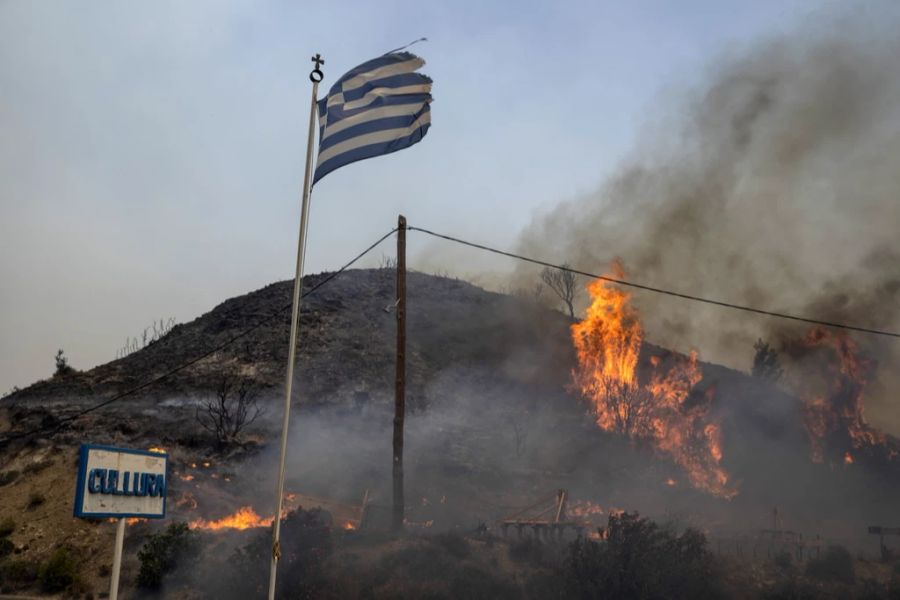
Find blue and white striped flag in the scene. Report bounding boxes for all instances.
[313,51,432,184]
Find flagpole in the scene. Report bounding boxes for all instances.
[268,54,324,600]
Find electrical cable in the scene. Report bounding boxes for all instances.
[408,225,900,339]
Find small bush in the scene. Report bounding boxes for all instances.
[0,471,19,487]
[54,349,75,377]
[137,522,199,589]
[210,508,332,599]
[433,533,471,560]
[38,547,80,593]
[0,539,13,559]
[26,492,45,510]
[0,518,14,538]
[0,557,38,588]
[806,545,855,584]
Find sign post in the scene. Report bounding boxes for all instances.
[74,445,168,599]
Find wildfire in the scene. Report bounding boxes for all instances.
[179,474,195,482]
[147,447,166,454]
[189,506,273,531]
[568,500,605,519]
[571,266,735,498]
[791,327,885,464]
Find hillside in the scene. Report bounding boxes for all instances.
[2,268,899,597]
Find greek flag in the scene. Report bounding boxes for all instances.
[313,51,432,184]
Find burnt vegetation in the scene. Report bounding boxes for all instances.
[195,376,264,448]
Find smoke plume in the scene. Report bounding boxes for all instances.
[516,6,900,432]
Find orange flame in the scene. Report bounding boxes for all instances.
[571,267,735,498]
[147,447,166,454]
[792,327,884,464]
[189,506,273,531]
[568,500,605,518]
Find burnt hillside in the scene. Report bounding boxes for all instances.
[7,269,574,408]
[3,268,899,551]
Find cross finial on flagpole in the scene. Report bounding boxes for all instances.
[310,54,325,82]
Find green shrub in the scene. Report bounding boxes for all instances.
[38,547,80,593]
[806,545,855,584]
[562,512,724,599]
[0,557,38,588]
[137,522,199,589]
[0,518,14,538]
[0,471,19,487]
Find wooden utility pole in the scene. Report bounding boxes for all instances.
[392,214,407,531]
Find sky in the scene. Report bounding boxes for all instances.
[0,0,832,392]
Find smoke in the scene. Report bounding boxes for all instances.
[515,5,900,432]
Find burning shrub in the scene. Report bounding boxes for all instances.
[562,512,723,600]
[570,270,733,498]
[137,522,200,589]
[38,547,80,593]
[208,508,332,599]
[805,545,855,584]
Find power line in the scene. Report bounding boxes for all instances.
[408,225,900,340]
[0,227,398,446]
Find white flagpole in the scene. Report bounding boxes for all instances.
[268,54,324,600]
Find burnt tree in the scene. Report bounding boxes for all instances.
[196,376,263,447]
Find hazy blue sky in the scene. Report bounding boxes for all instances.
[0,0,829,392]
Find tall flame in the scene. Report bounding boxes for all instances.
[792,327,884,463]
[571,267,735,498]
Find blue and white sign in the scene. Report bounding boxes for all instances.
[74,444,168,519]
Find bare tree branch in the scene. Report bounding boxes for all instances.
[196,376,264,448]
[541,265,577,319]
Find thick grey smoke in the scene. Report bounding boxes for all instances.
[516,6,900,432]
